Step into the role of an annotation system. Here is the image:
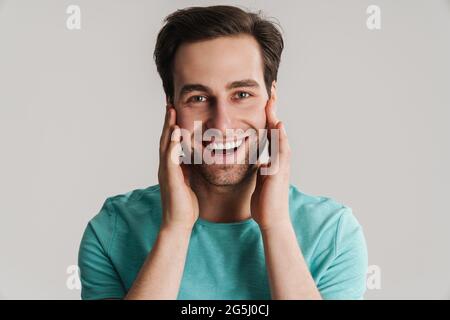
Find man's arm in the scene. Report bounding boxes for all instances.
[261,221,321,300]
[251,93,321,299]
[125,106,199,300]
[124,225,192,299]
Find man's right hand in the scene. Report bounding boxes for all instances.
[158,105,199,232]
[125,108,198,299]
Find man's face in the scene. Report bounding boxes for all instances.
[171,34,274,186]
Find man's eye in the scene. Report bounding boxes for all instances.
[234,92,251,100]
[188,95,207,103]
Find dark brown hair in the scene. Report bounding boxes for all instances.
[153,5,284,104]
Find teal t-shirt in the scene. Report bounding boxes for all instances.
[78,184,368,300]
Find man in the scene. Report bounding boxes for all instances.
[78,5,368,300]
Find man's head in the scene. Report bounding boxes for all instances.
[154,5,284,186]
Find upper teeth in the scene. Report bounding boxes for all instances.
[206,139,244,151]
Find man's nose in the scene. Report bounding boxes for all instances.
[205,99,233,133]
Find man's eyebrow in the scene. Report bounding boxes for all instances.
[178,79,260,98]
[226,79,260,90]
[179,84,212,98]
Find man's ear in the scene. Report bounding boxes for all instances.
[269,80,277,113]
[270,80,277,102]
[166,96,173,109]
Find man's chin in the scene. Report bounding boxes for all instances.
[192,163,255,186]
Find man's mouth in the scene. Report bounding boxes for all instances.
[203,137,246,156]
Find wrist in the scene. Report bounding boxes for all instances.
[160,221,194,236]
[259,218,293,235]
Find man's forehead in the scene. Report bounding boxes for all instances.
[174,34,262,63]
[173,35,264,87]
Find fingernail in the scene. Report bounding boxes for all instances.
[173,126,181,140]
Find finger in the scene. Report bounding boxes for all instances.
[179,128,193,162]
[160,107,176,152]
[275,121,291,171]
[264,120,289,176]
[265,96,280,130]
[180,163,191,187]
[167,125,182,168]
[264,97,279,158]
[255,163,266,189]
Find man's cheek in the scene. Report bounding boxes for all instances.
[252,104,268,129]
[241,102,266,122]
[175,110,194,130]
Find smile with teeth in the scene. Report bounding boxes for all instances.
[206,138,245,154]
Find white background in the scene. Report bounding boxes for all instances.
[0,0,449,299]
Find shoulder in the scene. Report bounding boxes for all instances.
[106,184,162,210]
[86,184,163,249]
[289,184,360,228]
[78,186,161,300]
[288,185,368,299]
[288,184,366,258]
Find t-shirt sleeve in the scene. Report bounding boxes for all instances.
[78,199,126,300]
[317,209,368,299]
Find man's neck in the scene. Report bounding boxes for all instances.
[190,169,257,223]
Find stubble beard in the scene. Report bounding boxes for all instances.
[190,134,267,187]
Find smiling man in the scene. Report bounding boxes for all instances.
[78,5,368,300]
